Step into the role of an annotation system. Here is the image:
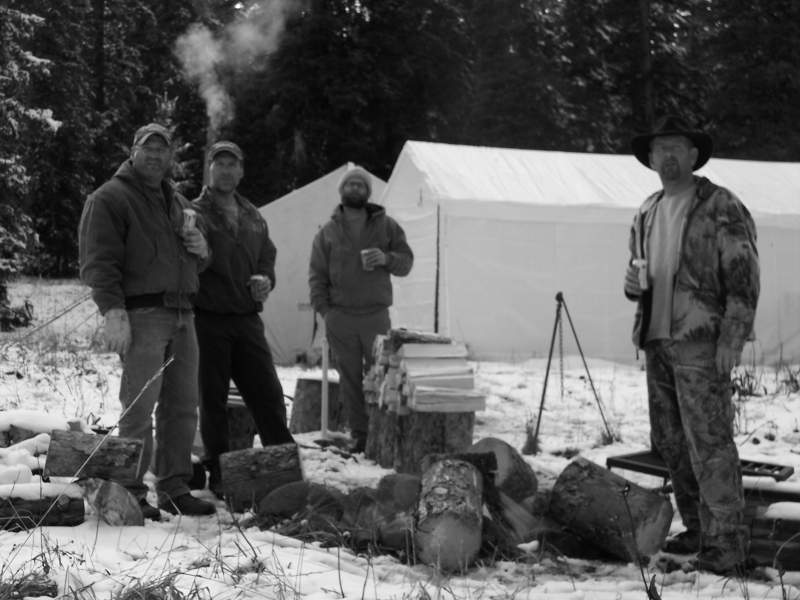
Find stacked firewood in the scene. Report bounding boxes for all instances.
[364,328,485,414]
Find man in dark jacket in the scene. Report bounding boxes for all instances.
[309,165,413,452]
[624,116,759,574]
[79,123,216,519]
[193,141,294,497]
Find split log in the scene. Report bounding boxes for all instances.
[43,430,143,483]
[549,456,673,563]
[0,493,84,530]
[219,443,303,512]
[289,376,346,434]
[384,329,453,353]
[414,458,483,572]
[466,437,538,503]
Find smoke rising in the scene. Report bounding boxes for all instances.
[174,1,297,137]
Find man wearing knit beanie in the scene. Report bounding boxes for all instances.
[309,164,414,453]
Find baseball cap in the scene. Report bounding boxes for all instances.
[208,140,244,162]
[133,123,172,146]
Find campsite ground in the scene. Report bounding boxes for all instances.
[2,278,800,599]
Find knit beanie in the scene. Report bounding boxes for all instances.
[338,165,372,199]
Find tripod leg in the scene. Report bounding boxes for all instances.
[560,296,616,442]
[523,299,562,454]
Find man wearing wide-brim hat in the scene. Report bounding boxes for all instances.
[623,115,760,574]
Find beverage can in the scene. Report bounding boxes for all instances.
[182,208,196,231]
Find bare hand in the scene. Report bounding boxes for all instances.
[104,308,131,356]
[716,345,740,374]
[361,248,387,270]
[182,228,209,260]
[624,263,641,297]
[249,275,272,302]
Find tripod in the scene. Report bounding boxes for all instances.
[522,292,615,455]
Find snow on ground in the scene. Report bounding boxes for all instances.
[1,279,800,599]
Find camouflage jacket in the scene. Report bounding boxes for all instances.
[626,176,760,352]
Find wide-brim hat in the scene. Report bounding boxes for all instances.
[631,115,713,171]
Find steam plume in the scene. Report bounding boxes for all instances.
[174,1,296,138]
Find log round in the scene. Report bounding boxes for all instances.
[414,458,483,572]
[466,436,538,502]
[289,377,346,434]
[395,412,475,474]
[549,456,673,563]
[220,443,303,512]
[43,430,143,483]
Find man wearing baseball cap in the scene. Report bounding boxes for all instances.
[79,122,216,519]
[623,115,759,574]
[192,140,295,498]
[309,164,414,453]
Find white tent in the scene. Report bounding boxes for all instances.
[380,140,800,365]
[258,164,387,365]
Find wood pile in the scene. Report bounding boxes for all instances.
[364,329,485,414]
[362,329,484,473]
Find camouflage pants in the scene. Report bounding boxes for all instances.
[645,340,746,556]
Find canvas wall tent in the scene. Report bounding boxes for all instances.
[258,164,387,365]
[380,141,800,365]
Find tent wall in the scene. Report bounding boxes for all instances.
[383,141,800,365]
[259,166,387,365]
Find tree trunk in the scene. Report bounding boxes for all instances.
[466,436,538,503]
[219,443,303,512]
[289,377,346,434]
[549,456,673,563]
[414,458,483,572]
[43,430,143,483]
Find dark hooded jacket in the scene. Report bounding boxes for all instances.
[309,203,413,316]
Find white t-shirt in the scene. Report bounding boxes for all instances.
[646,185,695,342]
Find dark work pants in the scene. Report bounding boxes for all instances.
[195,311,294,465]
[324,307,390,437]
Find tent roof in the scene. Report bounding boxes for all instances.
[387,140,800,217]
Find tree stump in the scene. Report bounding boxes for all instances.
[289,376,345,434]
[227,394,257,451]
[466,437,538,503]
[43,430,143,484]
[220,443,303,512]
[414,458,483,572]
[549,456,673,563]
[395,412,474,474]
[364,406,400,468]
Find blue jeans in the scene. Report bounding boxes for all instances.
[117,307,198,500]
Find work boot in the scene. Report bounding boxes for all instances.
[694,545,746,576]
[158,493,216,516]
[139,498,162,522]
[662,529,701,554]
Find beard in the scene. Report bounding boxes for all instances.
[341,192,368,208]
[658,159,682,181]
